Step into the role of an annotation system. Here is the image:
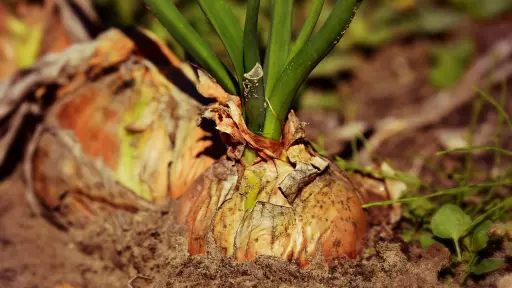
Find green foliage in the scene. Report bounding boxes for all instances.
[470,259,504,275]
[263,0,293,102]
[449,0,512,19]
[287,0,326,63]
[263,0,362,140]
[428,38,474,88]
[197,0,245,93]
[476,88,512,130]
[419,232,438,249]
[437,146,512,158]
[242,0,265,134]
[144,0,238,95]
[470,220,492,252]
[431,204,472,260]
[145,0,361,139]
[242,0,261,73]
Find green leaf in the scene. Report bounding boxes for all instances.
[428,38,474,88]
[243,0,266,134]
[243,0,262,72]
[470,259,504,275]
[431,204,472,260]
[263,0,363,140]
[470,220,492,252]
[288,0,326,63]
[197,0,244,94]
[263,0,293,101]
[144,0,238,95]
[243,63,266,134]
[419,232,438,249]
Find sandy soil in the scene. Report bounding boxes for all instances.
[0,169,455,288]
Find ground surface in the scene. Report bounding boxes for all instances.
[0,170,470,288]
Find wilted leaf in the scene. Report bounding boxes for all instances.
[470,258,504,275]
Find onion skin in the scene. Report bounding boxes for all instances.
[19,29,216,226]
[177,153,368,267]
[176,76,368,267]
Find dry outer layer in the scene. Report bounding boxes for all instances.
[0,28,218,228]
[0,170,461,288]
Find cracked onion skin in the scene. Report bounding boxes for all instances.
[176,75,368,267]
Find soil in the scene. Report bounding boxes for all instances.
[0,169,463,288]
[1,10,512,288]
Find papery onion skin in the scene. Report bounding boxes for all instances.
[17,29,216,226]
[177,156,368,267]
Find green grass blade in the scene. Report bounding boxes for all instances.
[263,0,293,100]
[475,87,512,130]
[243,0,262,72]
[361,180,512,208]
[263,0,362,140]
[243,0,265,134]
[197,0,244,95]
[144,0,237,95]
[464,196,512,236]
[287,0,325,63]
[494,81,507,174]
[436,146,512,157]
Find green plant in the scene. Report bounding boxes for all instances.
[360,83,512,283]
[144,0,368,267]
[144,0,362,141]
